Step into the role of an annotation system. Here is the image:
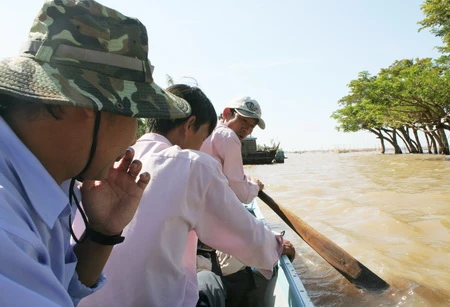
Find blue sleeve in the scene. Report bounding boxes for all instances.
[0,229,105,306]
[70,270,106,306]
[0,228,73,306]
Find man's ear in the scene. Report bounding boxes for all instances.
[184,116,196,135]
[223,108,233,120]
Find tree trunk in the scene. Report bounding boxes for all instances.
[429,128,444,154]
[424,132,432,154]
[378,136,386,154]
[436,127,450,155]
[425,126,439,154]
[397,126,419,153]
[386,128,403,154]
[412,129,423,153]
[372,128,402,154]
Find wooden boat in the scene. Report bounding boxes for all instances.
[245,200,314,307]
[274,150,285,163]
[241,137,279,165]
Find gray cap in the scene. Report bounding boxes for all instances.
[226,96,265,129]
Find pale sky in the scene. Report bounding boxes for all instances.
[1,0,442,151]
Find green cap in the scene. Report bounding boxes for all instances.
[0,0,191,119]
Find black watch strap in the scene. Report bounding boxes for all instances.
[86,227,125,245]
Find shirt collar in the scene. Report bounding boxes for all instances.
[0,117,69,228]
[217,122,227,129]
[137,132,173,146]
[216,122,239,139]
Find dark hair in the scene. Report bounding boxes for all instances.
[147,84,217,135]
[0,94,63,119]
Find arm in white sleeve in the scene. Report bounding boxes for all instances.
[193,164,282,279]
[218,135,259,204]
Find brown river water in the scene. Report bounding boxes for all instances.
[244,151,450,307]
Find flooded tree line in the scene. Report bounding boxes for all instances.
[332,0,450,155]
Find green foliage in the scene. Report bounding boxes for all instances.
[334,56,450,130]
[335,1,450,153]
[331,71,387,132]
[332,56,450,154]
[136,118,147,139]
[418,0,450,53]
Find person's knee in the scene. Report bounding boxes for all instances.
[197,271,227,307]
[198,271,225,290]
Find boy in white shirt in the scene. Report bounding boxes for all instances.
[76,85,294,307]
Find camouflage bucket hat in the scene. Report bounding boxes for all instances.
[0,0,191,119]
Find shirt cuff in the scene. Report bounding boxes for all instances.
[274,234,284,257]
[69,271,106,306]
[259,234,284,280]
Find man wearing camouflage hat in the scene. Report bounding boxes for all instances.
[0,0,190,305]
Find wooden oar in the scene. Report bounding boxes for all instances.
[258,191,389,291]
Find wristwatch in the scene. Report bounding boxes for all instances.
[86,227,125,245]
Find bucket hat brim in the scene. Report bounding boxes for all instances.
[0,56,191,119]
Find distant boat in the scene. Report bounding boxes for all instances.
[241,137,282,165]
[274,150,286,163]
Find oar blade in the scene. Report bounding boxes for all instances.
[258,191,390,292]
[338,262,389,291]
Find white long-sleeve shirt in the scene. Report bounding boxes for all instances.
[77,133,282,307]
[200,123,259,204]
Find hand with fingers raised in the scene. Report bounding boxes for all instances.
[80,147,151,236]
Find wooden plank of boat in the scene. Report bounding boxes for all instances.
[245,200,314,307]
[243,153,276,165]
[241,137,279,165]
